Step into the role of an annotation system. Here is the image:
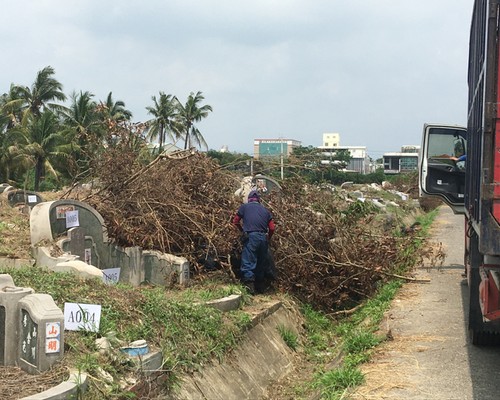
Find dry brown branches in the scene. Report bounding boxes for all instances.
[84,147,425,312]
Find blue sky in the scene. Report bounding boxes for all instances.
[0,0,471,158]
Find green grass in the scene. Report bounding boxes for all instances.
[299,281,398,400]
[313,366,364,399]
[301,303,338,362]
[415,207,440,235]
[277,324,299,351]
[296,208,439,399]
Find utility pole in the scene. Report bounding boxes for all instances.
[280,139,284,180]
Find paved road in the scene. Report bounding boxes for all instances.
[351,206,500,400]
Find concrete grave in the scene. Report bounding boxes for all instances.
[0,183,15,194]
[6,189,43,208]
[0,274,64,374]
[252,174,282,194]
[0,183,12,194]
[235,174,282,203]
[30,199,190,287]
[18,293,64,374]
[67,227,86,261]
[0,274,34,366]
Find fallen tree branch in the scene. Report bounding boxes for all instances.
[331,260,431,283]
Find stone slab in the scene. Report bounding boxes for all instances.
[22,371,88,400]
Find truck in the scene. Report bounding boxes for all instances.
[419,0,500,345]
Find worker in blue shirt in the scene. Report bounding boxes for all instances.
[232,190,276,294]
[452,154,467,162]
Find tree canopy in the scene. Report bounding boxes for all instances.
[0,67,213,189]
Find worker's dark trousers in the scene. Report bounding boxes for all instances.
[240,232,268,282]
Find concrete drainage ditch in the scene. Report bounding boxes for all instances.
[14,295,302,399]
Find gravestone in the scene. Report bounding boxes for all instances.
[18,293,64,374]
[252,174,282,194]
[0,274,64,374]
[31,199,191,287]
[7,190,43,208]
[68,227,86,261]
[0,275,33,366]
[0,183,11,194]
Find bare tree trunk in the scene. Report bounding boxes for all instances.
[34,157,43,191]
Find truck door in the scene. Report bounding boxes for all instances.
[419,124,467,214]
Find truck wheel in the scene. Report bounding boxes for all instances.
[468,233,500,345]
[468,232,486,344]
[468,266,488,345]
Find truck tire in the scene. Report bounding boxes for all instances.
[468,232,500,345]
[469,264,488,345]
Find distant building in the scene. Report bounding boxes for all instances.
[253,138,301,159]
[322,133,340,148]
[318,145,370,174]
[317,133,369,174]
[383,145,420,174]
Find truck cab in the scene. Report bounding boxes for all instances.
[420,123,500,344]
[419,124,467,215]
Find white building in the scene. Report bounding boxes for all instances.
[322,133,340,148]
[318,133,370,174]
[383,145,420,174]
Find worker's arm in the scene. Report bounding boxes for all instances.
[232,213,243,232]
[267,219,276,239]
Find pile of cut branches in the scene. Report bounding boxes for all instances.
[78,148,424,312]
[267,180,422,311]
[82,148,242,267]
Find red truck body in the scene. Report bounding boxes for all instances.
[419,0,500,344]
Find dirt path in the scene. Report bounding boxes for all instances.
[350,206,500,399]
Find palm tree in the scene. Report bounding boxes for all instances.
[100,92,132,122]
[145,92,181,153]
[14,66,66,121]
[0,128,26,183]
[0,87,29,182]
[0,84,25,130]
[176,91,212,150]
[60,91,104,178]
[62,91,101,137]
[18,110,68,191]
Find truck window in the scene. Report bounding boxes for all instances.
[428,130,466,160]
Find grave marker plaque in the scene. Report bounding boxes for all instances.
[20,309,38,366]
[18,294,64,374]
[68,227,86,261]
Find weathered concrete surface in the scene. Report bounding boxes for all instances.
[351,206,500,400]
[203,294,243,312]
[168,299,303,400]
[22,371,88,400]
[0,257,35,268]
[30,200,190,287]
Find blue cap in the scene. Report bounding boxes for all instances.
[248,190,260,199]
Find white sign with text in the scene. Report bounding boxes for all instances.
[64,303,101,332]
[102,268,121,285]
[65,210,80,228]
